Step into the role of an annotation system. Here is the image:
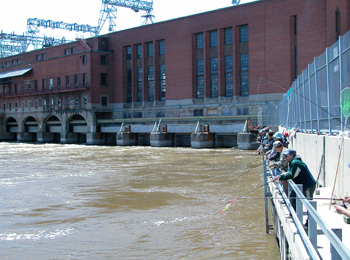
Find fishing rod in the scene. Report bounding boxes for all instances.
[221,180,274,214]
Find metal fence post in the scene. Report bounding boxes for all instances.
[331,229,342,260]
[313,58,321,133]
[339,35,344,132]
[308,64,314,133]
[326,47,332,134]
[308,201,317,249]
[296,184,303,224]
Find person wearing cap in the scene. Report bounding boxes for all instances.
[269,141,288,171]
[273,148,317,211]
[283,132,290,148]
[257,129,269,154]
[263,131,274,152]
[273,132,287,147]
[267,140,282,161]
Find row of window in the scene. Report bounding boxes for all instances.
[0,73,90,95]
[126,40,166,102]
[3,96,88,111]
[126,40,165,60]
[1,47,78,68]
[1,58,21,67]
[196,24,249,98]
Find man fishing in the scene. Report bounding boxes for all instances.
[273,148,316,227]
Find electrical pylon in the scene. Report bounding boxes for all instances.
[97,0,154,34]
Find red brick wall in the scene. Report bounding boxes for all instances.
[1,0,348,105]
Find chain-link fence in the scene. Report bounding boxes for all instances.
[279,31,350,134]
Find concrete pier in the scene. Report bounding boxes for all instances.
[150,132,174,147]
[191,132,215,149]
[117,132,138,146]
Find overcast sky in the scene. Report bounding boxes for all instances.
[0,0,257,39]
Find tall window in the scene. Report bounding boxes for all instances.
[83,74,87,85]
[290,15,298,80]
[126,46,132,60]
[137,67,143,102]
[159,40,165,55]
[159,64,166,100]
[336,9,340,40]
[126,69,132,102]
[210,30,218,47]
[210,57,218,98]
[101,73,107,86]
[57,77,61,88]
[239,24,249,96]
[74,75,78,86]
[240,54,249,96]
[196,59,204,98]
[240,25,249,43]
[101,55,107,65]
[147,42,154,57]
[225,56,233,97]
[196,33,204,49]
[148,66,154,101]
[49,78,53,89]
[224,28,233,45]
[66,76,70,87]
[136,44,142,58]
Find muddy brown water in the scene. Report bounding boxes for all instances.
[0,143,280,259]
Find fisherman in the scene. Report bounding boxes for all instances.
[268,141,288,172]
[273,148,316,227]
[272,132,287,147]
[263,131,274,152]
[256,129,267,154]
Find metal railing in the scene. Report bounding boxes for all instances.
[279,31,350,134]
[265,164,350,260]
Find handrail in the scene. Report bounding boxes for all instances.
[267,165,321,260]
[268,166,350,260]
[288,180,350,260]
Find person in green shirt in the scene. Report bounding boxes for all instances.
[273,149,317,211]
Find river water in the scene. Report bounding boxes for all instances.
[0,142,280,260]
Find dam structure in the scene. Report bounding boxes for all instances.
[1,0,349,147]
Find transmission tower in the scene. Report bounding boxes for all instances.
[97,0,154,34]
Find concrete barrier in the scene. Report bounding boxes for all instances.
[289,132,349,199]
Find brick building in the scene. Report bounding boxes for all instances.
[0,0,349,145]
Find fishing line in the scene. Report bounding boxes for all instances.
[225,197,344,201]
[259,77,350,129]
[197,153,262,183]
[224,162,262,186]
[221,180,274,214]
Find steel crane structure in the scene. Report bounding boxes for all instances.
[0,31,66,58]
[1,0,245,58]
[27,18,100,38]
[97,0,154,34]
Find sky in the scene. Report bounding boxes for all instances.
[0,0,257,39]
